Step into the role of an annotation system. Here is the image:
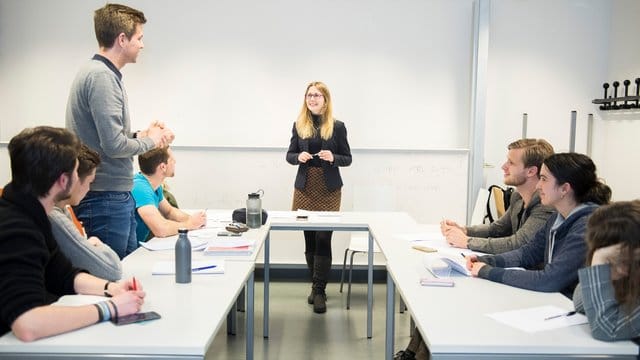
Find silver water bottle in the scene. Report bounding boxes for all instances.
[175,228,191,283]
[246,192,262,229]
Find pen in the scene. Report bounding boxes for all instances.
[544,311,576,321]
[460,252,466,259]
[132,276,138,291]
[192,265,217,272]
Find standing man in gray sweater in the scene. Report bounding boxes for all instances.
[441,139,555,254]
[66,3,173,258]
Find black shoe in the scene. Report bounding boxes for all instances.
[393,350,416,360]
[313,292,327,313]
[307,290,314,304]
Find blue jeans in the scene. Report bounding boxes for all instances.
[74,191,138,259]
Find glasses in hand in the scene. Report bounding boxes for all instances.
[306,93,324,99]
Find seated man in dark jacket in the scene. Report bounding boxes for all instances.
[0,127,145,341]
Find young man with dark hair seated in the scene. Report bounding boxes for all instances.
[0,127,145,341]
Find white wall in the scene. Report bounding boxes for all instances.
[0,0,474,149]
[482,0,639,202]
[589,0,640,201]
[483,0,610,185]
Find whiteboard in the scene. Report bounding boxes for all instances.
[164,147,468,224]
[0,0,474,149]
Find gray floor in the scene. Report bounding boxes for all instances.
[206,280,412,360]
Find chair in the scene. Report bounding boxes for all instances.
[491,186,507,219]
[339,233,381,309]
[470,187,489,225]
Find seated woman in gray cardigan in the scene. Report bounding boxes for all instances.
[573,200,640,342]
[49,144,122,281]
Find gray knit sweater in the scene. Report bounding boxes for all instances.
[65,55,155,191]
[466,191,554,254]
[49,206,122,281]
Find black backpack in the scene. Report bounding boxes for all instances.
[484,185,514,223]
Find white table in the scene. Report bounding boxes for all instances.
[0,248,255,360]
[265,211,416,339]
[377,224,640,360]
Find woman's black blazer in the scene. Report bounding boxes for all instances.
[286,120,352,191]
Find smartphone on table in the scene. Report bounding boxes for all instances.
[111,311,161,326]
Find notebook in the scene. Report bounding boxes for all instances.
[423,253,470,277]
[203,237,255,256]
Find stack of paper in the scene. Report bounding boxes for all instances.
[203,237,255,256]
[152,260,225,275]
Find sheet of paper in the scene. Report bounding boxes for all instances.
[188,228,223,239]
[395,232,445,243]
[305,211,342,223]
[207,237,255,248]
[140,236,208,251]
[206,212,232,223]
[267,211,298,219]
[486,305,588,333]
[152,260,225,275]
[53,294,107,306]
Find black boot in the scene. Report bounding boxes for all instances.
[305,253,314,304]
[312,255,331,313]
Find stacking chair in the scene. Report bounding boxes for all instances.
[339,232,381,309]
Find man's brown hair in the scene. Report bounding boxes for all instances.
[94,3,146,48]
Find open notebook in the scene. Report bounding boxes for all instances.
[423,252,471,277]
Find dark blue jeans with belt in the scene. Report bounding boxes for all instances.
[74,191,138,259]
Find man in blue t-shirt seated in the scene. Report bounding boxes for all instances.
[132,147,206,243]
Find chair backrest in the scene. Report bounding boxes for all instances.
[65,205,86,237]
[484,185,513,223]
[492,187,507,219]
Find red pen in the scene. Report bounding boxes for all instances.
[132,277,138,291]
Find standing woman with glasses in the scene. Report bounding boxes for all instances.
[286,81,352,314]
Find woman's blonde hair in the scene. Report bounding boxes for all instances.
[295,81,334,140]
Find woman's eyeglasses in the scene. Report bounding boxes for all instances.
[306,93,324,99]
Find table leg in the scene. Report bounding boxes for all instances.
[386,274,396,360]
[367,231,373,339]
[227,301,237,335]
[263,231,270,338]
[246,271,254,360]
